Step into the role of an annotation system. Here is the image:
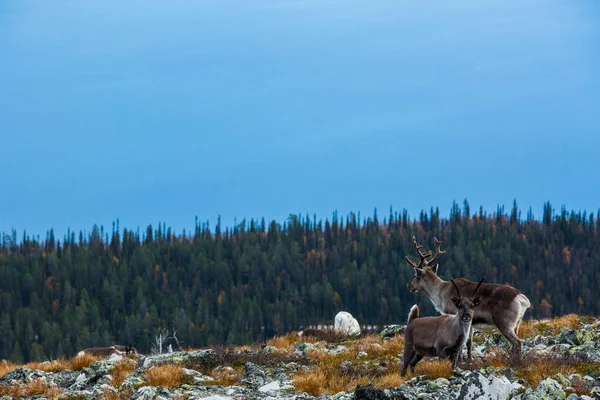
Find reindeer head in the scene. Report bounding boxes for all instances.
[450,277,485,322]
[406,236,446,292]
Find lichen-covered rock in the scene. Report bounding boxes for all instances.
[323,344,347,355]
[557,329,598,347]
[137,349,217,368]
[554,374,571,388]
[458,372,522,400]
[294,342,317,354]
[568,341,600,362]
[354,384,391,399]
[117,372,146,391]
[239,361,267,389]
[134,385,158,400]
[380,325,406,338]
[522,378,566,400]
[0,367,49,384]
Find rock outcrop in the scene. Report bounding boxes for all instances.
[1,320,599,399]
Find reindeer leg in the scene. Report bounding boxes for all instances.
[495,319,523,358]
[452,351,462,370]
[466,326,474,367]
[409,353,424,375]
[401,349,416,377]
[514,319,522,337]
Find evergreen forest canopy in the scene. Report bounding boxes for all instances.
[1,200,599,363]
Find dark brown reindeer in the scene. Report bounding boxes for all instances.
[401,277,485,376]
[405,236,531,361]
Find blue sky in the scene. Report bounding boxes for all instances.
[1,0,600,239]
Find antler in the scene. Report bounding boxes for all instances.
[405,236,432,268]
[450,279,462,298]
[472,276,486,297]
[405,236,446,269]
[427,237,446,265]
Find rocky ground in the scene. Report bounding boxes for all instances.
[1,316,599,399]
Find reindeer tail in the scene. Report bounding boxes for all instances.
[407,305,419,325]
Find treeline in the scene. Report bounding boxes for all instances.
[1,200,599,362]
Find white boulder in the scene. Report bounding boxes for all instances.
[334,311,361,336]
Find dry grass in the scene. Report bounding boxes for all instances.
[1,354,100,378]
[208,366,243,386]
[0,378,63,398]
[410,359,454,380]
[145,364,195,388]
[376,336,405,358]
[293,339,407,396]
[518,358,577,387]
[375,371,406,389]
[568,378,590,397]
[293,368,329,396]
[25,358,70,373]
[519,314,589,338]
[266,332,301,349]
[70,353,102,371]
[100,388,121,400]
[294,356,407,395]
[185,344,309,374]
[0,360,16,378]
[110,360,136,388]
[294,366,371,395]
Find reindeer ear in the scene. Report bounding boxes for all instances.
[414,268,425,276]
[431,264,439,274]
[473,297,481,307]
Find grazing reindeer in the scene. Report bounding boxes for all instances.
[401,277,484,376]
[78,344,138,357]
[405,236,531,360]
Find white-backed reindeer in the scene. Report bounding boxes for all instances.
[405,236,531,361]
[78,344,138,358]
[401,277,484,376]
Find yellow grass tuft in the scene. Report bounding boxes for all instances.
[293,368,329,396]
[0,378,63,398]
[568,378,590,397]
[411,359,453,380]
[378,336,404,358]
[25,358,70,373]
[145,363,194,388]
[374,371,406,389]
[0,360,17,378]
[518,359,577,387]
[69,353,102,371]
[266,332,301,349]
[519,314,586,338]
[209,366,243,386]
[293,366,371,396]
[110,360,136,388]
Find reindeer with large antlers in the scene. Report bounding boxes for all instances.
[401,277,485,376]
[405,236,531,361]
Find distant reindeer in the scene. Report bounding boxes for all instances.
[78,343,138,358]
[405,236,531,360]
[401,277,484,376]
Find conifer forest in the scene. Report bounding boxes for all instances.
[1,200,598,362]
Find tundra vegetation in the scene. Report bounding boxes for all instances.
[1,315,599,399]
